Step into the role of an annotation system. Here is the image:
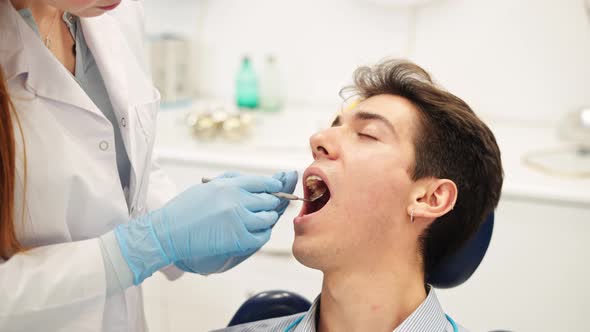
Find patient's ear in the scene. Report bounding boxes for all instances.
[408,179,457,223]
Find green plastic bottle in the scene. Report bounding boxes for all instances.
[236,56,259,109]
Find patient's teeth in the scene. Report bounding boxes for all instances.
[306,175,323,183]
[305,176,323,190]
[305,175,327,201]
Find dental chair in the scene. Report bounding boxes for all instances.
[227,290,312,327]
[228,213,498,327]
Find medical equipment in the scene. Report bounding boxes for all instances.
[202,177,325,202]
[445,314,459,332]
[520,107,590,178]
[520,1,590,178]
[260,55,284,112]
[187,110,255,141]
[148,34,192,106]
[228,290,311,327]
[429,213,494,288]
[236,56,259,109]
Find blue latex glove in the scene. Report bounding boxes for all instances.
[175,170,298,275]
[273,171,299,217]
[114,174,283,285]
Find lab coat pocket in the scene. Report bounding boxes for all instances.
[131,90,161,211]
[134,91,161,147]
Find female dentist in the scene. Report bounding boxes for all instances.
[0,0,297,331]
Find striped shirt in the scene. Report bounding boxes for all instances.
[212,286,469,332]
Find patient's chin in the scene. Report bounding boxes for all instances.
[293,252,324,272]
[292,240,320,269]
[292,238,336,271]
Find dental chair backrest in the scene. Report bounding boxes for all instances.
[427,213,495,288]
[228,290,312,327]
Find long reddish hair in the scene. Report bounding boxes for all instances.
[0,66,26,260]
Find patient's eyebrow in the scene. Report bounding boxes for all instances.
[331,116,342,127]
[354,111,398,138]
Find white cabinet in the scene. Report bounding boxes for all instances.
[437,199,590,332]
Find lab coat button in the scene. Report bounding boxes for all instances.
[121,117,127,127]
[99,141,109,151]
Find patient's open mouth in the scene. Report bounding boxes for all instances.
[303,175,331,215]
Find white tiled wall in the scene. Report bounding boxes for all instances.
[145,0,590,122]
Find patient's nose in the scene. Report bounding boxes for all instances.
[310,130,339,160]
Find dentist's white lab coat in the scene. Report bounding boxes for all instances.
[0,1,178,331]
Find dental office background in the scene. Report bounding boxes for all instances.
[141,0,590,331]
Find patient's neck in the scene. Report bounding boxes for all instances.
[318,261,426,332]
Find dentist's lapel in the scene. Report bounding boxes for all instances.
[81,14,139,196]
[81,13,158,208]
[80,14,130,124]
[4,2,99,116]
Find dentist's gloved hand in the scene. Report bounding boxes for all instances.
[114,174,283,285]
[175,170,298,275]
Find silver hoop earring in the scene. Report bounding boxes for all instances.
[410,209,415,223]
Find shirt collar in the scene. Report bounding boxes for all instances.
[394,285,448,332]
[17,8,78,41]
[294,285,448,332]
[293,295,320,332]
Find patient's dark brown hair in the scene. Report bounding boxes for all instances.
[344,59,503,279]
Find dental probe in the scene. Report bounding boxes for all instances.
[201,177,319,202]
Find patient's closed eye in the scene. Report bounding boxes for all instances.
[358,132,378,141]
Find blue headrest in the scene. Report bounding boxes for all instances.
[228,290,312,327]
[427,213,495,288]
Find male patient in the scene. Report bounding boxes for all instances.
[215,59,503,332]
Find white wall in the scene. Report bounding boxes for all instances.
[144,0,206,37]
[190,0,411,106]
[144,0,590,122]
[413,0,590,123]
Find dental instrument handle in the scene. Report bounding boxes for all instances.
[201,177,307,202]
[272,192,304,201]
